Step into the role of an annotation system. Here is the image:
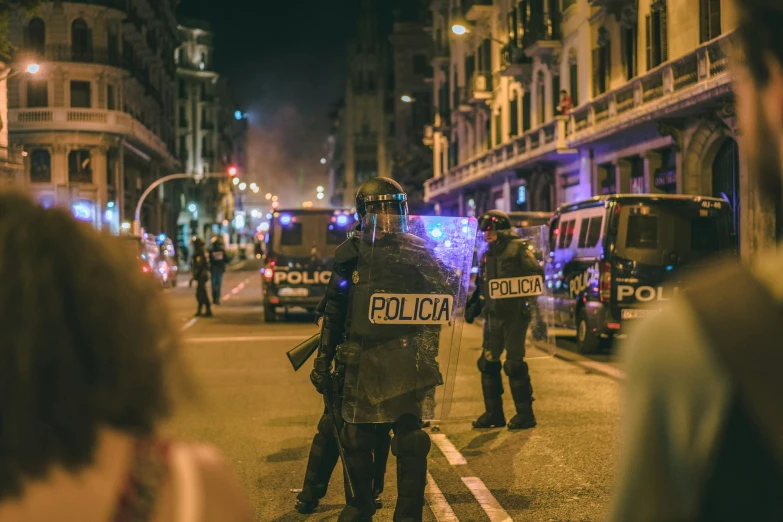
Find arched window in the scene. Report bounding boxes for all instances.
[68,149,92,183]
[699,0,721,43]
[71,19,93,62]
[25,18,46,55]
[30,149,51,183]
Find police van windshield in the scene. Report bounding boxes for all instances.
[614,202,732,265]
[272,212,355,258]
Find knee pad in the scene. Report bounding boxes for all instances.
[478,355,503,375]
[391,428,431,458]
[341,424,376,452]
[504,360,529,379]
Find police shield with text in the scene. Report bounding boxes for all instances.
[466,210,547,430]
[309,177,475,521]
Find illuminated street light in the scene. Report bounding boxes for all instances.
[232,177,240,186]
[27,63,40,74]
[239,182,247,191]
[251,209,260,218]
[271,201,280,209]
[401,94,414,103]
[317,186,324,193]
[320,157,327,165]
[252,186,259,193]
[188,203,197,212]
[316,192,325,200]
[272,195,278,202]
[234,110,243,121]
[265,193,272,200]
[451,22,469,35]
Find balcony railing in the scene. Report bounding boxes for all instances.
[500,42,533,77]
[425,116,572,201]
[567,32,733,145]
[9,108,171,160]
[40,45,122,66]
[522,14,561,51]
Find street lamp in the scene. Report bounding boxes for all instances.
[401,94,415,103]
[317,186,324,193]
[26,63,40,74]
[320,157,327,165]
[265,193,272,200]
[316,193,325,200]
[451,21,469,35]
[239,182,247,191]
[232,177,240,186]
[2,62,41,80]
[188,203,197,213]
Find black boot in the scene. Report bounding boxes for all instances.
[505,360,536,430]
[472,357,506,428]
[391,416,430,522]
[295,499,319,514]
[204,306,213,317]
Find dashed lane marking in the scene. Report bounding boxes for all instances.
[461,477,513,522]
[431,434,467,466]
[426,472,460,521]
[180,318,198,331]
[185,335,312,343]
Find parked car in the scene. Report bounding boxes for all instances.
[156,237,179,288]
[118,235,160,284]
[545,194,734,353]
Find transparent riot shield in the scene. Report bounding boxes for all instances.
[474,225,556,361]
[340,214,478,424]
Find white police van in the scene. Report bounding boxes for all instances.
[261,208,356,322]
[545,194,734,353]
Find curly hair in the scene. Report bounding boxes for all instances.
[0,192,184,500]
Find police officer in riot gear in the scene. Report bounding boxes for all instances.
[310,177,445,522]
[466,210,543,430]
[295,218,391,516]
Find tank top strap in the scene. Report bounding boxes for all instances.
[112,438,172,522]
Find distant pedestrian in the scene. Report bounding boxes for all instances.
[209,236,227,305]
[557,89,574,115]
[610,2,783,520]
[192,237,212,317]
[0,192,253,522]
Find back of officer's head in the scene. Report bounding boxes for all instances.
[733,0,783,200]
[0,192,184,500]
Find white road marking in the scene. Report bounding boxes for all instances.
[461,477,513,522]
[185,335,312,343]
[426,472,460,521]
[222,294,232,301]
[431,434,467,466]
[180,318,198,331]
[231,288,240,294]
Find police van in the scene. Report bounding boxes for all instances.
[546,194,734,353]
[261,208,357,322]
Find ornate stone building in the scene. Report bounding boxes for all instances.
[8,0,180,235]
[425,0,777,258]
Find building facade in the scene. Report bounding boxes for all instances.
[426,0,777,258]
[8,0,180,235]
[174,20,236,243]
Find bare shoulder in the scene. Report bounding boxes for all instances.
[183,444,255,522]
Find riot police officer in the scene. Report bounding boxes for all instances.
[466,210,543,430]
[295,219,391,516]
[310,177,453,522]
[191,238,212,317]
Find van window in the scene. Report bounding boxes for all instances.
[280,223,303,246]
[577,218,590,248]
[626,215,658,249]
[327,224,346,245]
[585,216,603,248]
[557,220,569,249]
[564,220,576,248]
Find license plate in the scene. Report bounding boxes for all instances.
[278,287,309,297]
[621,308,659,319]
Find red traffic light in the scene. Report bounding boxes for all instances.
[227,166,238,177]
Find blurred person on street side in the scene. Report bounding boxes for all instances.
[610,2,783,520]
[209,236,227,305]
[191,238,213,317]
[0,193,253,522]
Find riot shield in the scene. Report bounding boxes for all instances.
[340,214,478,424]
[474,225,556,360]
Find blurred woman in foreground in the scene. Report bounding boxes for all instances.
[0,193,253,522]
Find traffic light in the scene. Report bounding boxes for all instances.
[227,165,238,177]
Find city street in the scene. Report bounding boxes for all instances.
[163,263,623,522]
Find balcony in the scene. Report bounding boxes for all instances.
[425,116,574,201]
[523,15,562,59]
[453,87,471,113]
[9,108,172,161]
[462,0,493,21]
[566,32,733,146]
[468,72,493,103]
[42,45,123,67]
[500,42,533,80]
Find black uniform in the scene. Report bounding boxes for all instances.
[295,222,392,516]
[467,212,543,430]
[192,241,212,317]
[310,178,447,522]
[209,240,227,304]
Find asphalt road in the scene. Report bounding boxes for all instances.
[162,263,622,521]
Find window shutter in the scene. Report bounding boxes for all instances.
[645,14,652,70]
[592,47,601,97]
[551,74,560,116]
[699,0,710,43]
[523,90,531,131]
[570,62,579,106]
[660,7,668,62]
[709,0,722,39]
[604,41,611,92]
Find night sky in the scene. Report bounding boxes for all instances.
[177,0,360,204]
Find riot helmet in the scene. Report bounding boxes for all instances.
[355,177,408,218]
[478,210,511,243]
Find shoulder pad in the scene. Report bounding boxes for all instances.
[333,238,359,276]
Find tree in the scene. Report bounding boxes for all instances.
[0,1,42,62]
[392,143,434,215]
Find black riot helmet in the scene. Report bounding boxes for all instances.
[478,210,512,232]
[355,177,408,218]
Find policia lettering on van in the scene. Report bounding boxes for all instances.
[261,209,357,322]
[545,195,734,353]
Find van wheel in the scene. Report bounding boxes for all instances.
[576,310,600,354]
[264,304,277,323]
